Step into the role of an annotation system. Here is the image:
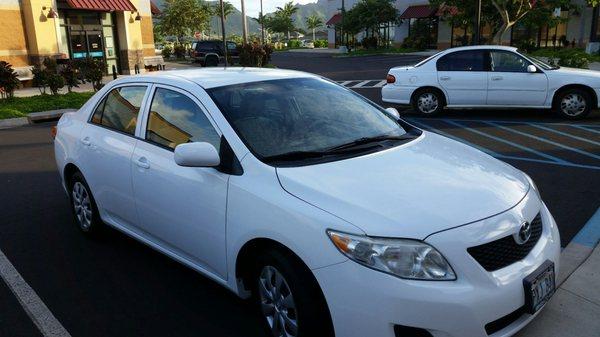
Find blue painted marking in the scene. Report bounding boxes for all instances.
[571,124,600,135]
[484,121,600,161]
[527,123,600,147]
[408,120,600,170]
[443,120,570,163]
[572,207,600,247]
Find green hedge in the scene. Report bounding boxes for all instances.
[529,48,597,69]
[0,91,94,120]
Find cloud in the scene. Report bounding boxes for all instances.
[228,0,317,18]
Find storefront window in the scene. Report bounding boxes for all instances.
[451,23,493,47]
[408,18,438,49]
[512,9,568,48]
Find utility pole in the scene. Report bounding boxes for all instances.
[473,0,482,45]
[241,0,248,43]
[261,0,265,44]
[219,0,228,66]
[340,0,345,47]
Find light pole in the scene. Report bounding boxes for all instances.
[473,0,482,45]
[261,0,265,44]
[219,0,228,66]
[241,0,248,43]
[340,0,345,47]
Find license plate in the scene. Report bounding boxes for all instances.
[523,260,556,314]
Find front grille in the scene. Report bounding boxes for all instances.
[467,213,543,271]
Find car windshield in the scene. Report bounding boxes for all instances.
[522,53,559,70]
[208,78,411,165]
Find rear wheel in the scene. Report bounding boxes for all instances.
[412,88,444,116]
[68,172,102,235]
[554,88,592,119]
[250,249,334,337]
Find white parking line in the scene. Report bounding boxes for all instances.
[339,81,352,86]
[351,80,371,88]
[0,248,71,337]
[374,80,387,88]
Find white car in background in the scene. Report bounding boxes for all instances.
[54,68,560,337]
[382,45,600,119]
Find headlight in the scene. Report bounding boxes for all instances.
[327,230,456,280]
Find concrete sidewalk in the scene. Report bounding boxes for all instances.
[516,244,600,337]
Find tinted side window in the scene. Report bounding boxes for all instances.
[91,86,147,135]
[491,51,530,72]
[146,88,221,151]
[437,51,486,71]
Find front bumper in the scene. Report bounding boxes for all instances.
[313,193,561,337]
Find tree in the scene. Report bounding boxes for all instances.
[343,0,397,46]
[275,1,298,40]
[305,14,323,41]
[159,0,212,43]
[214,1,235,21]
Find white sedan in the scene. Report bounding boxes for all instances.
[382,45,599,119]
[54,68,560,337]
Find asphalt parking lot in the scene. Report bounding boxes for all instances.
[0,51,598,337]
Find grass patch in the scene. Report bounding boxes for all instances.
[0,91,95,120]
[335,47,421,58]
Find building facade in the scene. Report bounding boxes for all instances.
[0,0,158,76]
[326,0,599,51]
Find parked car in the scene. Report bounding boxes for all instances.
[382,45,599,119]
[54,68,560,337]
[190,40,239,66]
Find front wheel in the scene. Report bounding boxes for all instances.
[412,89,444,116]
[251,249,334,337]
[554,89,592,119]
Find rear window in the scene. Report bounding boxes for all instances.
[437,50,487,71]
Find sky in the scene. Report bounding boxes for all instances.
[227,0,317,18]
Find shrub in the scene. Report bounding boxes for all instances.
[47,73,65,95]
[60,60,80,93]
[161,44,172,58]
[32,64,48,94]
[77,57,105,91]
[287,40,302,49]
[516,40,538,54]
[239,43,273,67]
[173,44,187,59]
[401,35,428,50]
[361,36,378,49]
[557,49,589,69]
[313,39,327,48]
[0,61,20,100]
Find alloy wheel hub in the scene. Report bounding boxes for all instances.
[418,93,439,114]
[72,182,92,230]
[560,94,586,116]
[259,266,298,337]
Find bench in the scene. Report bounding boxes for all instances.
[14,66,34,82]
[143,56,166,71]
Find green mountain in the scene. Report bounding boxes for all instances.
[152,1,328,36]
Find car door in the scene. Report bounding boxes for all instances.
[487,50,548,106]
[78,84,149,228]
[436,50,488,106]
[131,84,229,278]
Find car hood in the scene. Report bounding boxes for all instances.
[276,132,529,239]
[550,67,600,80]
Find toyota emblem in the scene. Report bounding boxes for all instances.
[515,221,532,245]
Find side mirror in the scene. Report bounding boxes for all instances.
[527,65,537,73]
[385,107,400,119]
[174,142,220,167]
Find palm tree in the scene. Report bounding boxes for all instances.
[214,1,235,21]
[305,14,323,42]
[276,1,298,40]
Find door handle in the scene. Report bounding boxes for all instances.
[491,76,503,81]
[136,157,150,169]
[80,137,91,146]
[440,76,451,81]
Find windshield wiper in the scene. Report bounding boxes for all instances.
[325,134,414,151]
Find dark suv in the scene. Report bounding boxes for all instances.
[190,40,239,66]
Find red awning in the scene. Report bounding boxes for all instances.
[150,1,161,15]
[399,5,437,19]
[326,13,342,26]
[65,0,136,12]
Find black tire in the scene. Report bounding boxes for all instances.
[68,172,103,235]
[250,248,334,337]
[411,88,445,116]
[553,88,593,119]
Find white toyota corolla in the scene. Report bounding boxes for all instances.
[54,68,560,337]
[382,45,599,119]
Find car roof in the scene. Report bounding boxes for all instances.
[442,45,519,53]
[118,67,318,89]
